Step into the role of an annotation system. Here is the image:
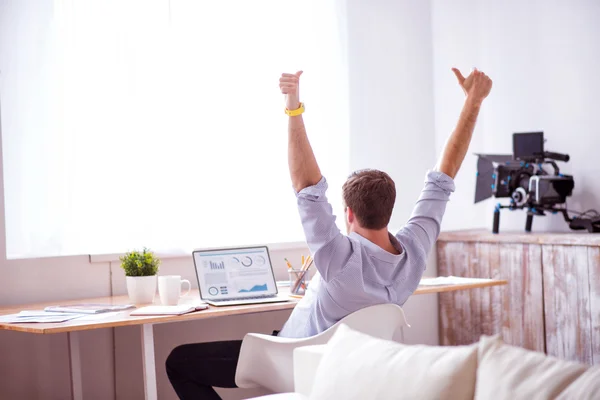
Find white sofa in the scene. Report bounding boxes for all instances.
[247,324,600,400]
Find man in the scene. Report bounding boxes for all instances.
[166,67,492,399]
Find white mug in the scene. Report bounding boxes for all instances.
[158,275,191,306]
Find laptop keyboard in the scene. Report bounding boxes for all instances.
[210,295,272,302]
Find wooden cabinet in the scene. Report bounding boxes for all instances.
[437,229,600,365]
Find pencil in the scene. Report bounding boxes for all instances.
[303,256,313,271]
[292,258,312,293]
[284,258,293,269]
[305,258,314,271]
[291,270,307,294]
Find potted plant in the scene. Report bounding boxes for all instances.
[120,248,161,304]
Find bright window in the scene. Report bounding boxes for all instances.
[0,0,349,258]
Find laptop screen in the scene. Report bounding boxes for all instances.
[193,246,277,300]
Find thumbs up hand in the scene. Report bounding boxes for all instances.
[452,67,493,104]
[279,71,303,110]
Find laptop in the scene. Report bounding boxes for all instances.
[192,246,290,306]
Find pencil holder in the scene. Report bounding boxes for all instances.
[289,269,308,296]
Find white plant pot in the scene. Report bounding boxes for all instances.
[126,276,157,305]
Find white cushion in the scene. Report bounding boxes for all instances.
[475,335,587,400]
[309,324,478,400]
[557,366,600,399]
[294,345,327,396]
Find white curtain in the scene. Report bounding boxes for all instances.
[0,0,349,258]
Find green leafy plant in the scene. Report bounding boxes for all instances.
[120,248,160,277]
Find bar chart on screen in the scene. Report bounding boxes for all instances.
[205,260,225,270]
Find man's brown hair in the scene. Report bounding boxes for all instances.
[342,169,396,230]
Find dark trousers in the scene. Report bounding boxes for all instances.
[166,340,242,400]
[166,332,279,400]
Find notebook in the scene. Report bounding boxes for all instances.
[130,303,208,316]
[44,303,135,314]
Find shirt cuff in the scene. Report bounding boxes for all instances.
[425,170,456,194]
[294,176,328,199]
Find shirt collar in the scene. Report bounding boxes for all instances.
[349,232,405,263]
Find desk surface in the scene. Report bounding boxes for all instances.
[0,278,507,334]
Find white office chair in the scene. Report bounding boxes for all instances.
[235,303,410,394]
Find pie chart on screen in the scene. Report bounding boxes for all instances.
[241,256,253,267]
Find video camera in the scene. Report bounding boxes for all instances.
[475,132,600,233]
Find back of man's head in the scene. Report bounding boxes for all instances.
[342,169,396,230]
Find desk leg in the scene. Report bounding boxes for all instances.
[141,324,157,400]
[68,332,83,400]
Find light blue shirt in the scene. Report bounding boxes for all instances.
[278,171,455,338]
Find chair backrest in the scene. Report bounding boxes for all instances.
[310,303,409,344]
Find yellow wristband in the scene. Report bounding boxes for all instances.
[285,102,305,117]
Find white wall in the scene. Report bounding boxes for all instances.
[432,0,600,232]
[346,0,440,346]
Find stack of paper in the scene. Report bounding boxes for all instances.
[0,311,86,323]
[44,303,135,314]
[0,310,125,324]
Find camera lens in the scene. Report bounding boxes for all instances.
[511,187,528,206]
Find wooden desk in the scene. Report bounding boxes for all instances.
[0,279,507,400]
[0,291,298,334]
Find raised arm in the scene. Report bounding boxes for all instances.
[279,72,352,282]
[435,68,493,178]
[279,71,322,192]
[398,68,493,256]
